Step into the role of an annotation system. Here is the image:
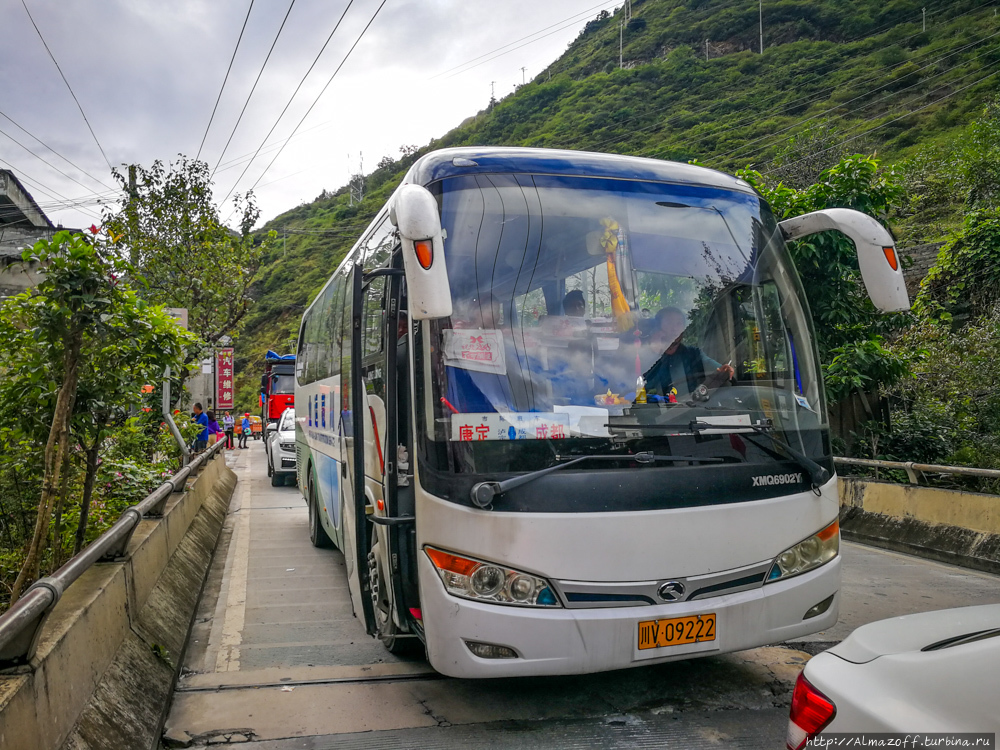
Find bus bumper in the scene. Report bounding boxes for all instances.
[419,554,840,679]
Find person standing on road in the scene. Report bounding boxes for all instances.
[193,402,209,453]
[223,411,235,449]
[206,410,224,446]
[239,413,251,449]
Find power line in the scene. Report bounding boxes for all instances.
[724,30,1000,166]
[430,0,615,80]
[0,108,116,192]
[594,1,997,162]
[759,64,1000,175]
[197,0,257,161]
[695,25,1000,165]
[246,0,389,198]
[0,157,103,221]
[211,0,299,180]
[217,0,358,206]
[19,0,113,172]
[0,124,115,199]
[584,0,994,161]
[210,3,659,182]
[443,1,621,80]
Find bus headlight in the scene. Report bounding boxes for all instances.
[425,547,561,607]
[766,520,839,583]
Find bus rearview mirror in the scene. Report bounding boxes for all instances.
[778,208,910,313]
[391,184,453,320]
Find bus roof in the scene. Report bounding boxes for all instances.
[403,147,756,196]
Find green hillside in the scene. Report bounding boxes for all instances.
[232,0,1000,407]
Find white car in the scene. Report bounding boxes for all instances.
[787,603,1000,748]
[266,408,296,487]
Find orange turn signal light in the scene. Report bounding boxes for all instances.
[414,239,433,270]
[882,246,898,271]
[425,547,479,576]
[816,519,839,542]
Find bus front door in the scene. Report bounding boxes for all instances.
[351,262,418,650]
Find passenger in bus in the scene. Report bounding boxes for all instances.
[541,290,594,404]
[453,294,504,330]
[562,289,586,317]
[642,307,735,399]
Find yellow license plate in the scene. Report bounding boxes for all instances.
[638,613,716,650]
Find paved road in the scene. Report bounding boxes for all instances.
[163,440,1000,748]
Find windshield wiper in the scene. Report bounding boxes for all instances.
[689,420,830,487]
[470,452,723,508]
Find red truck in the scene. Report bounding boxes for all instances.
[261,351,295,425]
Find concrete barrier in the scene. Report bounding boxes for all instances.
[0,452,237,750]
[839,478,1000,573]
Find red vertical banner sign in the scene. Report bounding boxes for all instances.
[216,348,235,410]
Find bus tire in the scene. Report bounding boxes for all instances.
[369,530,423,656]
[308,477,334,549]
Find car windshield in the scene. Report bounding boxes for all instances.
[279,410,295,432]
[415,173,827,478]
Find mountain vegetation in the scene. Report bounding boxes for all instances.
[231,0,1000,479]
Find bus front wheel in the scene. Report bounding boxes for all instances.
[369,529,422,656]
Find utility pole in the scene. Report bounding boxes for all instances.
[620,22,624,68]
[348,153,364,206]
[760,0,764,54]
[922,6,926,31]
[705,39,709,61]
[127,164,138,266]
[520,66,527,85]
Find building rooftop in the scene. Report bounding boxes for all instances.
[1,169,54,231]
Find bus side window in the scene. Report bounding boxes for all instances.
[340,267,354,436]
[296,313,310,384]
[364,218,396,270]
[362,277,387,358]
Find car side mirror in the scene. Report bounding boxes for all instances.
[390,183,452,320]
[778,208,910,313]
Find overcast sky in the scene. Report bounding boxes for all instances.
[0,0,618,230]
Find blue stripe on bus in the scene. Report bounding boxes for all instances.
[313,451,340,530]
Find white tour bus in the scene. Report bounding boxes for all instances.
[294,147,908,678]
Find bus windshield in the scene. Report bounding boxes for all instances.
[416,173,828,498]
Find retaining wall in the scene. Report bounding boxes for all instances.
[0,452,236,750]
[839,478,1000,574]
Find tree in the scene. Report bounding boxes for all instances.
[739,154,912,401]
[915,209,1000,321]
[68,295,196,556]
[102,157,276,395]
[0,231,193,602]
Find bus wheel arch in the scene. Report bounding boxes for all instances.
[307,464,333,549]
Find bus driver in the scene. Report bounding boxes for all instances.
[642,307,735,400]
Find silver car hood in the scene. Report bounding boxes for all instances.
[829,603,1000,664]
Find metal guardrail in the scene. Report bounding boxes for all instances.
[835,456,1000,485]
[0,440,225,670]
